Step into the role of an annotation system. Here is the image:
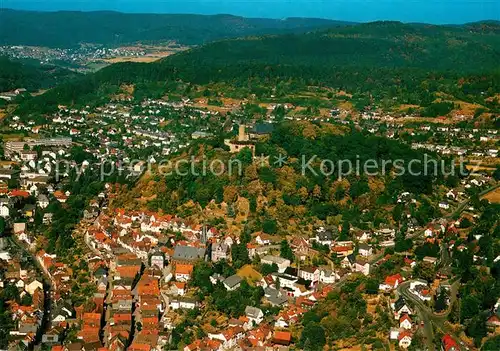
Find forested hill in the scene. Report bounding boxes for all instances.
[0,56,80,92]
[164,21,500,74]
[16,21,500,114]
[0,9,352,48]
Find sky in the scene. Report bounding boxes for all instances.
[0,0,499,24]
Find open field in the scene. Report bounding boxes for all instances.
[31,89,48,96]
[465,164,497,172]
[397,116,471,125]
[1,134,26,141]
[398,104,421,111]
[482,187,500,203]
[103,51,175,63]
[465,158,499,173]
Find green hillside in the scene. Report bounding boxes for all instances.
[16,21,500,114]
[0,9,351,48]
[112,121,449,234]
[0,56,80,93]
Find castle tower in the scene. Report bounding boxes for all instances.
[201,225,207,245]
[238,124,248,142]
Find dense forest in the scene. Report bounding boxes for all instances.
[0,9,351,48]
[0,56,80,92]
[16,21,500,114]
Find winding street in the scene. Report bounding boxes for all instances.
[393,183,500,349]
[397,280,466,351]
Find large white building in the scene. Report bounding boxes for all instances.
[261,255,290,273]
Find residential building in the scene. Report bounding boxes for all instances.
[223,275,243,291]
[298,266,320,283]
[398,331,412,348]
[175,264,194,282]
[261,255,290,273]
[211,243,230,263]
[244,306,264,326]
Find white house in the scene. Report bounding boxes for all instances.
[25,280,43,295]
[424,227,435,237]
[446,190,457,200]
[390,328,400,340]
[261,255,290,273]
[298,267,320,283]
[51,306,73,323]
[409,280,432,302]
[341,254,356,270]
[356,231,372,243]
[15,279,25,289]
[245,306,264,326]
[398,332,412,348]
[208,327,245,350]
[399,314,412,329]
[409,279,427,291]
[170,282,186,296]
[38,195,50,209]
[13,222,26,234]
[170,298,197,310]
[319,268,338,284]
[314,229,335,246]
[439,202,450,210]
[150,253,164,269]
[380,240,395,247]
[353,260,370,276]
[0,251,11,261]
[274,316,289,329]
[223,275,242,291]
[358,243,373,257]
[379,274,403,292]
[0,205,10,218]
[393,297,413,319]
[254,233,272,246]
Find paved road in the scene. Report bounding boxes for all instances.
[398,281,436,350]
[397,280,466,351]
[450,183,500,218]
[6,235,53,349]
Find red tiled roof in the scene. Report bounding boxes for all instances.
[10,190,30,198]
[404,257,415,265]
[273,331,292,344]
[175,264,193,275]
[116,265,140,278]
[141,317,158,326]
[400,314,412,323]
[332,245,352,252]
[384,273,403,287]
[442,334,459,351]
[174,282,186,289]
[128,343,151,351]
[94,231,107,241]
[398,331,412,341]
[186,340,202,351]
[487,315,500,325]
[53,190,68,199]
[83,312,101,321]
[113,313,132,323]
[78,326,100,342]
